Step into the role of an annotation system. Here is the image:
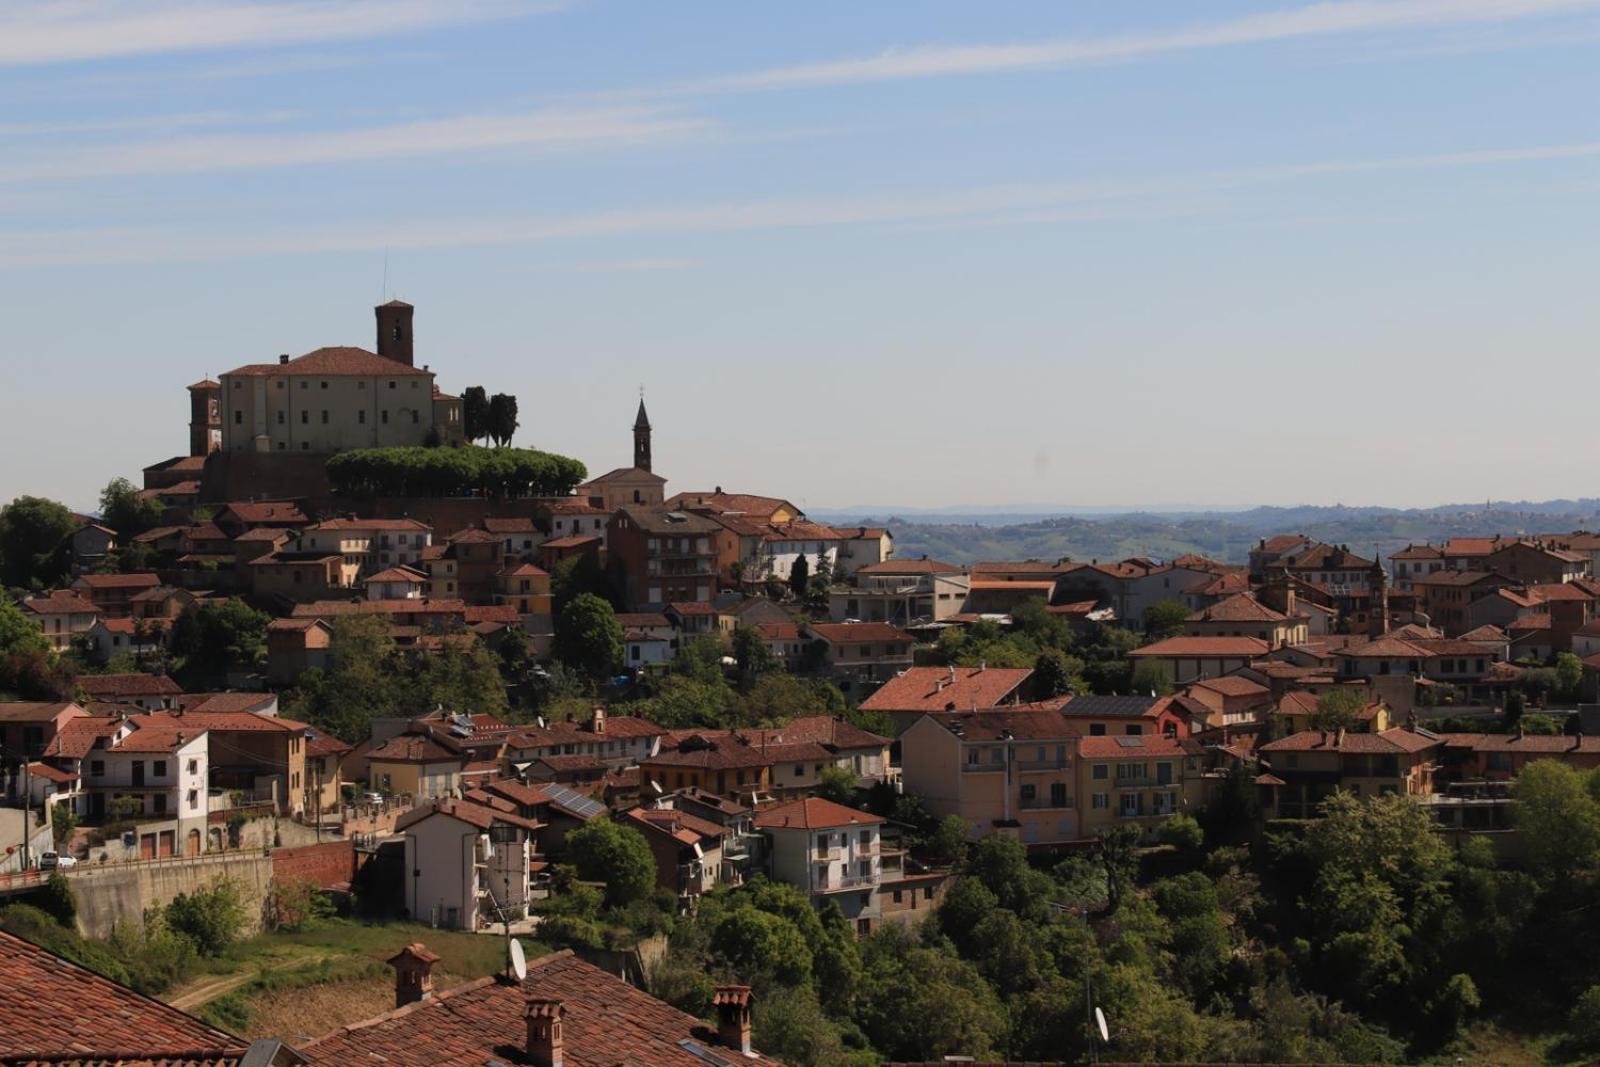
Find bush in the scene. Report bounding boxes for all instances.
[264,877,333,932]
[1157,813,1204,851]
[165,878,248,957]
[1570,985,1600,1050]
[38,872,75,926]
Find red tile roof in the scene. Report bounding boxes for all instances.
[0,701,83,724]
[1189,675,1271,699]
[367,735,461,763]
[23,591,99,615]
[856,557,965,576]
[0,929,241,1063]
[76,673,182,698]
[301,949,779,1065]
[1186,593,1291,623]
[806,622,912,645]
[1129,636,1271,657]
[1440,732,1600,755]
[859,666,1031,713]
[1077,734,1202,759]
[754,796,883,830]
[1259,727,1442,754]
[73,572,162,590]
[918,707,1079,742]
[225,346,431,377]
[305,516,431,532]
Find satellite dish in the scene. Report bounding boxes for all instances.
[509,938,528,981]
[1094,1006,1109,1044]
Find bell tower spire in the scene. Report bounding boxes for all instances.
[633,389,652,473]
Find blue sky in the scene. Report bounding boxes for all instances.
[3,0,1599,513]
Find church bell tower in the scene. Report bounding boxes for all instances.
[633,397,652,473]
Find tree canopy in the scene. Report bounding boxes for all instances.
[0,496,76,590]
[325,446,584,499]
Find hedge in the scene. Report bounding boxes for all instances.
[325,446,587,499]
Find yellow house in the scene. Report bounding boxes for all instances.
[1075,733,1206,838]
[1256,727,1443,818]
[899,708,1081,847]
[366,734,464,800]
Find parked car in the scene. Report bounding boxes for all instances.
[38,852,76,871]
[362,791,385,806]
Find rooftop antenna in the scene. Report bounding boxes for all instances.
[381,249,389,302]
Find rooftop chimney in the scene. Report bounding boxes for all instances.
[524,997,566,1067]
[591,705,606,734]
[713,985,753,1055]
[387,942,439,1009]
[278,353,290,365]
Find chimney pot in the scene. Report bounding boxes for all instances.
[713,985,753,1055]
[278,353,290,365]
[387,942,439,1009]
[524,997,565,1067]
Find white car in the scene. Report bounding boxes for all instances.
[38,852,77,870]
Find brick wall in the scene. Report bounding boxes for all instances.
[271,839,357,890]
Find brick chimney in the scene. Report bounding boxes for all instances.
[713,985,753,1055]
[387,942,439,1008]
[525,997,566,1067]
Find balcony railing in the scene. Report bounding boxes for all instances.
[816,873,877,891]
[962,763,1004,774]
[1016,758,1070,772]
[1019,797,1074,810]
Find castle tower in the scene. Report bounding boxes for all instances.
[187,379,221,456]
[633,397,652,472]
[1368,551,1390,639]
[375,299,414,366]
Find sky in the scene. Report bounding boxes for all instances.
[3,0,1599,515]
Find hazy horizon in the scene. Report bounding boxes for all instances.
[5,1,1600,512]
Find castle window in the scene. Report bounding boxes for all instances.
[388,381,396,389]
[301,442,309,450]
[381,410,389,424]
[276,412,284,425]
[322,410,329,424]
[301,410,309,424]
[358,411,366,424]
[300,381,308,389]
[320,381,328,389]
[412,411,419,424]
[234,411,243,424]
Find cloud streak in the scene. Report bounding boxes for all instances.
[2,105,715,180]
[0,0,555,67]
[5,136,1598,267]
[671,0,1600,94]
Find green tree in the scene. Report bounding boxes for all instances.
[284,614,400,742]
[411,638,510,716]
[1157,812,1204,851]
[1511,760,1600,881]
[1141,599,1190,640]
[1503,688,1526,730]
[462,386,490,443]
[169,598,269,685]
[751,985,863,1067]
[0,496,76,589]
[731,625,780,682]
[566,817,657,908]
[710,905,813,986]
[554,593,623,680]
[1554,651,1585,702]
[815,765,857,804]
[487,392,519,447]
[1311,686,1366,733]
[0,594,49,659]
[787,555,809,601]
[855,925,1007,1062]
[1569,984,1600,1050]
[1130,659,1174,698]
[1033,647,1084,698]
[550,552,614,613]
[928,814,970,867]
[50,801,77,848]
[97,477,165,537]
[39,872,76,926]
[165,878,247,956]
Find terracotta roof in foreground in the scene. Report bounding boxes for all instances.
[0,929,241,1064]
[301,949,780,1065]
[754,796,884,830]
[860,665,1032,713]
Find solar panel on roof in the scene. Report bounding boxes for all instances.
[541,783,606,819]
[1114,736,1145,748]
[1064,695,1159,716]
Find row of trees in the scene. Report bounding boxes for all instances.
[324,445,585,499]
[460,387,520,447]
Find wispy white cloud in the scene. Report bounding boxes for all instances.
[2,105,714,180]
[5,135,1599,267]
[668,0,1600,94]
[0,108,296,138]
[0,0,556,67]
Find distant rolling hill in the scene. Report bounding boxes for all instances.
[813,500,1600,566]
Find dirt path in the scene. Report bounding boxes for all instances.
[166,952,333,1011]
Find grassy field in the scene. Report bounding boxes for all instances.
[166,918,542,1041]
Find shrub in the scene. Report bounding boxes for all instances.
[165,878,247,957]
[264,877,333,932]
[1570,985,1600,1050]
[325,446,586,499]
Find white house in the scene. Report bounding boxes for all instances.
[397,799,540,931]
[755,796,884,937]
[81,721,210,855]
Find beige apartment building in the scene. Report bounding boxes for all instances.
[299,518,433,586]
[217,302,464,454]
[900,708,1082,847]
